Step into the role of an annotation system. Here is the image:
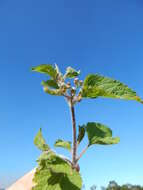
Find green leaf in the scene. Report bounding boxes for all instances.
[43,86,63,96]
[77,126,85,145]
[41,80,59,89]
[64,67,80,79]
[85,122,119,146]
[32,64,57,79]
[82,74,143,103]
[34,128,50,151]
[33,152,82,190]
[32,64,66,96]
[54,139,72,151]
[93,136,120,145]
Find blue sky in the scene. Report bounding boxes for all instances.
[0,0,143,189]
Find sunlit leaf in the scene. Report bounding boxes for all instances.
[34,128,50,151]
[93,136,120,145]
[54,139,72,151]
[82,74,143,103]
[43,86,63,96]
[32,64,57,79]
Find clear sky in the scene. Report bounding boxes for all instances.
[0,0,143,189]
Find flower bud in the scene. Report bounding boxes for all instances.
[62,88,67,93]
[74,77,79,85]
[66,82,71,89]
[61,84,67,93]
[79,80,83,86]
[71,87,76,94]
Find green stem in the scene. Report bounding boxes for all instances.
[76,145,88,162]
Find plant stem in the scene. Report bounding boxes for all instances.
[69,99,77,168]
[76,145,88,162]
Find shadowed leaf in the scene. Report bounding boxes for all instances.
[77,126,85,145]
[42,80,59,89]
[33,152,82,190]
[64,67,80,79]
[84,122,119,146]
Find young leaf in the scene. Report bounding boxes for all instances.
[84,122,119,146]
[54,139,72,151]
[81,74,143,103]
[33,152,82,190]
[34,128,50,151]
[43,86,63,96]
[55,64,64,82]
[41,80,59,89]
[64,67,80,79]
[77,126,85,145]
[32,64,57,79]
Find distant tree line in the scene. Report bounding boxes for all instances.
[89,181,143,190]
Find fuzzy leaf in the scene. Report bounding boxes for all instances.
[43,86,62,96]
[64,67,80,79]
[55,64,64,82]
[82,74,143,103]
[34,128,50,151]
[33,152,82,190]
[85,122,119,146]
[41,80,59,89]
[32,64,57,79]
[77,126,85,145]
[93,136,120,145]
[54,139,72,151]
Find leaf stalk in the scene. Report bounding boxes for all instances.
[76,145,89,162]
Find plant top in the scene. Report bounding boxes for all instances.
[31,64,142,190]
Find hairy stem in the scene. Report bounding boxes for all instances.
[76,145,88,162]
[69,99,77,168]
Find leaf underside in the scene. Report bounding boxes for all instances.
[54,139,72,151]
[85,122,120,146]
[82,74,143,103]
[64,67,80,79]
[42,80,59,89]
[43,86,62,96]
[32,152,82,190]
[77,126,85,145]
